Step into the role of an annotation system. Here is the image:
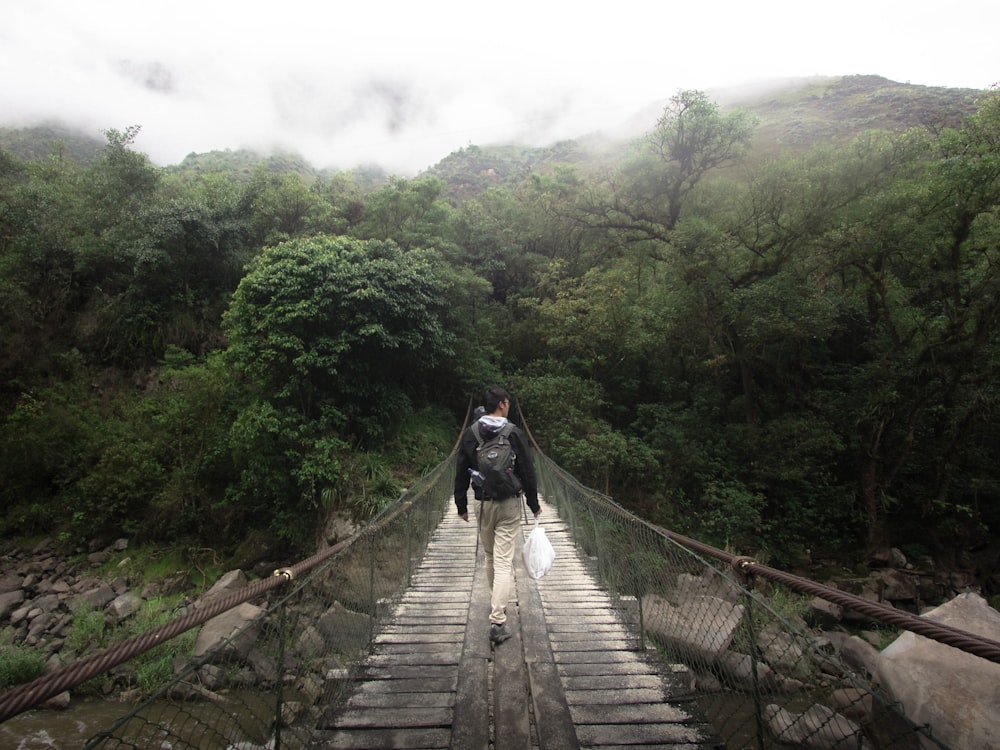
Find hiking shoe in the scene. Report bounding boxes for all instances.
[489,622,512,645]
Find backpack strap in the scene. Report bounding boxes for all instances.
[472,421,514,446]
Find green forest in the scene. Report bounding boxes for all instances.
[2,76,998,584]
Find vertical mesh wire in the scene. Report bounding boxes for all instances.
[533,452,940,750]
[81,457,454,750]
[3,448,961,748]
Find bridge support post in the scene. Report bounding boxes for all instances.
[273,599,287,750]
[740,585,766,750]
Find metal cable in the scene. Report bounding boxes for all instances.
[565,472,1000,666]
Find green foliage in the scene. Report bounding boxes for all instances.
[0,645,47,688]
[220,234,466,546]
[129,598,197,693]
[66,606,108,653]
[224,235,457,440]
[2,80,999,571]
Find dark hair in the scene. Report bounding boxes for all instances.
[484,387,511,414]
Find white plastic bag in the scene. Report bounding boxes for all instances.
[522,520,555,579]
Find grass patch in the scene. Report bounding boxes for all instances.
[0,645,47,688]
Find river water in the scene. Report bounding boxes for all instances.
[1,692,282,749]
[0,699,133,749]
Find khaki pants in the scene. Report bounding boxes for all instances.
[477,496,521,625]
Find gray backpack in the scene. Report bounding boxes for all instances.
[472,422,522,499]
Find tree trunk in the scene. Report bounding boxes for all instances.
[860,454,892,566]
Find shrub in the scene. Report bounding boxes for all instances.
[0,645,46,688]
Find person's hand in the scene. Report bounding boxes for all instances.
[460,512,469,522]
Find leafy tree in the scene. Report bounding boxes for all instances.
[354,176,458,254]
[221,235,461,544]
[585,90,757,244]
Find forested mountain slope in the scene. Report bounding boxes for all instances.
[1,76,997,592]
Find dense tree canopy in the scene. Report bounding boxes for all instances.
[2,80,999,579]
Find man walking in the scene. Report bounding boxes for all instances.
[455,387,540,645]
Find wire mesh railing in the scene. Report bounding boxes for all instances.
[533,452,950,750]
[5,431,999,748]
[39,455,454,750]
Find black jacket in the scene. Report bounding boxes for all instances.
[454,418,539,516]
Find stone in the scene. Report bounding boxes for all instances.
[809,597,842,627]
[764,703,872,749]
[107,592,143,624]
[26,612,59,640]
[674,572,742,604]
[294,624,326,658]
[87,550,110,566]
[196,569,249,607]
[826,688,873,723]
[316,601,373,647]
[875,592,1000,750]
[31,593,62,615]
[246,648,278,683]
[872,569,918,602]
[756,620,810,679]
[643,593,744,658]
[840,635,881,678]
[72,583,116,611]
[198,663,226,689]
[10,605,31,626]
[0,590,25,621]
[193,602,263,659]
[715,650,778,692]
[41,690,71,710]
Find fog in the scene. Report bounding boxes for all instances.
[3,0,997,175]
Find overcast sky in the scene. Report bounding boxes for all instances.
[3,0,997,175]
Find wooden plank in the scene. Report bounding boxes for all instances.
[451,561,490,749]
[516,544,579,749]
[570,702,696,725]
[528,661,579,750]
[561,673,665,691]
[450,657,488,749]
[493,601,530,750]
[317,727,451,749]
[564,687,667,705]
[364,652,460,667]
[360,665,457,680]
[332,706,453,729]
[347,692,454,709]
[354,677,456,693]
[576,722,714,746]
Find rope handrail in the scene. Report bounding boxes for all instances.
[0,459,453,724]
[2,403,994,750]
[542,456,1000,665]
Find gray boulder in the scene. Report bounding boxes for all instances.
[196,569,249,606]
[757,620,811,679]
[643,593,745,658]
[0,590,25,621]
[875,592,1000,750]
[72,583,115,612]
[193,602,264,660]
[764,703,871,750]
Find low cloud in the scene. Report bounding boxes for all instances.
[3,0,997,175]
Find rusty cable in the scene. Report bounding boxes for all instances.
[0,534,358,723]
[535,454,1000,666]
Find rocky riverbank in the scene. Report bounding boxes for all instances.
[3,536,999,749]
[0,537,198,699]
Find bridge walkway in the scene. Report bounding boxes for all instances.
[309,498,721,749]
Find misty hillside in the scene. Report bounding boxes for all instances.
[1,75,986,195]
